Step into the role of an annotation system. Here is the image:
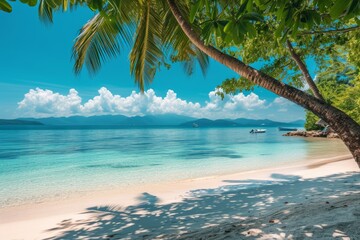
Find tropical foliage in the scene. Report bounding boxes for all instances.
[211,1,360,95]
[305,73,360,130]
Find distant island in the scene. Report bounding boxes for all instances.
[0,114,304,127]
[0,119,43,125]
[181,118,304,127]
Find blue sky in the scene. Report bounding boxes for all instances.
[0,3,308,121]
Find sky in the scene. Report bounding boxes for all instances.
[0,3,309,121]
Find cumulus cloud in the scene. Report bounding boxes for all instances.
[18,88,82,117]
[17,87,301,120]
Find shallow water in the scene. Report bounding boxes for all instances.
[0,126,349,207]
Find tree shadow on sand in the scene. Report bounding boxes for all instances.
[45,172,360,239]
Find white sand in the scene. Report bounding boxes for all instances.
[0,155,359,239]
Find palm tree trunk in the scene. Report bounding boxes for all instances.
[166,0,360,167]
[286,40,324,101]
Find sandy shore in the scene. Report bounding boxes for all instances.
[0,154,359,239]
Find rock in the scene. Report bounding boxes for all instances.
[283,130,339,138]
[283,131,307,137]
[312,131,327,137]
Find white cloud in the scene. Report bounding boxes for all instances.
[271,97,297,112]
[198,89,267,119]
[273,97,287,105]
[18,88,82,117]
[17,87,303,120]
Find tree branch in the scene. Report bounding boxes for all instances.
[286,40,324,101]
[299,26,360,35]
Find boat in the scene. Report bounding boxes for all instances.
[192,123,199,128]
[278,127,298,131]
[250,129,266,133]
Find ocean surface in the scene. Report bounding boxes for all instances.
[0,126,349,208]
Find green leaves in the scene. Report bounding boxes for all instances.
[204,11,263,46]
[189,0,202,23]
[241,12,263,22]
[306,69,360,130]
[223,20,235,33]
[87,0,103,11]
[0,0,12,12]
[28,0,37,6]
[72,2,133,76]
[38,0,86,22]
[130,0,163,91]
[223,20,257,44]
[330,0,352,18]
[218,77,255,97]
[317,0,331,12]
[162,1,209,76]
[19,0,37,7]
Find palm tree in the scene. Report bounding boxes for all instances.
[37,0,360,167]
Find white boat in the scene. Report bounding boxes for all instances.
[250,129,266,133]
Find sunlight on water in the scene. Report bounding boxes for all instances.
[0,127,349,207]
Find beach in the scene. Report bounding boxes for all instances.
[2,1,360,239]
[0,153,359,239]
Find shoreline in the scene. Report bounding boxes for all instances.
[0,144,351,210]
[0,154,358,239]
[0,153,353,213]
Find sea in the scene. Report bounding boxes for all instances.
[0,126,349,208]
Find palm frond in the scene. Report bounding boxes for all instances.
[67,0,207,91]
[161,1,209,76]
[38,0,56,23]
[129,0,164,91]
[72,5,133,75]
[38,0,85,23]
[194,47,209,76]
[183,56,195,75]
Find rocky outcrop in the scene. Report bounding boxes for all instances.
[283,130,339,138]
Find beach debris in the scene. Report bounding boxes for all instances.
[269,219,280,224]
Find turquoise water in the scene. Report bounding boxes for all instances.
[0,126,348,207]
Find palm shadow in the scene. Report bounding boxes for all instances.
[44,172,360,239]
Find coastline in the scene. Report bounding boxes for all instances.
[0,154,358,239]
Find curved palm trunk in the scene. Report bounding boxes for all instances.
[167,0,360,167]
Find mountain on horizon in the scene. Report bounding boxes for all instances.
[17,114,195,126]
[0,119,43,125]
[0,115,305,127]
[181,118,304,127]
[180,118,238,127]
